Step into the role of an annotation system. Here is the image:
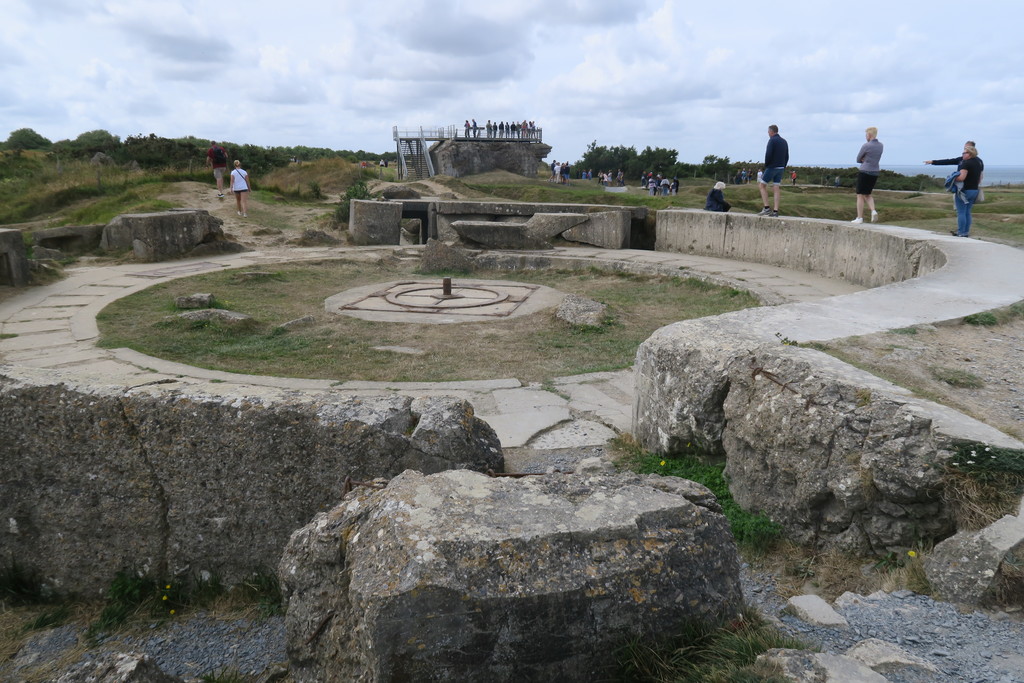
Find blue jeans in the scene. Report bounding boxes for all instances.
[955,189,979,236]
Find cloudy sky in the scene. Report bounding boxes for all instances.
[3,0,1022,167]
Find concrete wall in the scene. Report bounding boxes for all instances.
[392,199,647,246]
[349,200,403,245]
[0,228,30,287]
[656,209,946,288]
[0,366,501,595]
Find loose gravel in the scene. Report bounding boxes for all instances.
[742,565,1024,683]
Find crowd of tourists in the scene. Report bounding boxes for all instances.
[463,119,540,139]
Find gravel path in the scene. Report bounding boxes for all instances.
[742,566,1024,683]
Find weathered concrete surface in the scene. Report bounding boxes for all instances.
[420,200,646,244]
[451,220,554,250]
[561,210,631,249]
[636,216,1024,557]
[524,212,589,238]
[430,139,552,178]
[100,210,228,262]
[349,199,402,245]
[656,209,946,288]
[924,509,1024,605]
[1,228,30,287]
[417,238,478,273]
[0,365,502,595]
[33,224,106,254]
[633,318,1022,553]
[279,465,743,682]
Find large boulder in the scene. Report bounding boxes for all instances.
[100,209,228,262]
[924,509,1024,605]
[279,466,743,682]
[0,367,503,594]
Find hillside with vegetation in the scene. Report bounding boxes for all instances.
[3,127,1023,248]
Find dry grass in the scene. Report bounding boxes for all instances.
[261,157,371,197]
[942,470,1024,530]
[96,259,757,383]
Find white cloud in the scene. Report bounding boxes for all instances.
[1,0,1022,164]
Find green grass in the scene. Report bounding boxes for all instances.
[616,438,782,555]
[96,261,759,383]
[615,607,803,682]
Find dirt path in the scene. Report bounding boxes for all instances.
[159,181,335,251]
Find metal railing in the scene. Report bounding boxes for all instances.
[392,125,543,143]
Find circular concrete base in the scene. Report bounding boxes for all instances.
[325,278,567,324]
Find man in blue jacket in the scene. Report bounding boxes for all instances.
[758,124,789,217]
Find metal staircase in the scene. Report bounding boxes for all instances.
[398,136,432,180]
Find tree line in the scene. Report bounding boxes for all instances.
[574,140,941,190]
[2,127,396,177]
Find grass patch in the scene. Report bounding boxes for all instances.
[963,312,998,326]
[929,365,985,389]
[615,607,804,682]
[614,436,782,555]
[942,442,1024,530]
[96,260,759,383]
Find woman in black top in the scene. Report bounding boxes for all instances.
[704,182,730,212]
[953,146,983,237]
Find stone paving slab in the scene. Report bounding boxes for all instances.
[0,331,77,351]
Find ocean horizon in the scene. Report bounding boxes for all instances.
[804,164,1024,187]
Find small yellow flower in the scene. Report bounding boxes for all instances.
[907,550,917,558]
[165,584,171,590]
[169,609,175,615]
[660,460,666,467]
[162,595,168,601]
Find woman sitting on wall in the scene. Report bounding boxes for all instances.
[704,181,731,212]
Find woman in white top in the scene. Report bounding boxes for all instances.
[230,160,251,217]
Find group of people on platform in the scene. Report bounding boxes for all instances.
[700,124,983,238]
[464,119,539,139]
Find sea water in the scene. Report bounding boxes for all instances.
[884,165,1024,187]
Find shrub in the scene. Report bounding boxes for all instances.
[334,180,373,228]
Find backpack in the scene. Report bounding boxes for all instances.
[211,146,227,165]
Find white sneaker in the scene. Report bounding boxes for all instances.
[851,217,863,224]
[871,211,879,223]
[237,211,242,216]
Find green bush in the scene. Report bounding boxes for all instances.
[335,180,373,227]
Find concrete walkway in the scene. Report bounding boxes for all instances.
[0,245,860,451]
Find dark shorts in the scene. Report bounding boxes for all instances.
[856,172,879,195]
[760,167,784,185]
